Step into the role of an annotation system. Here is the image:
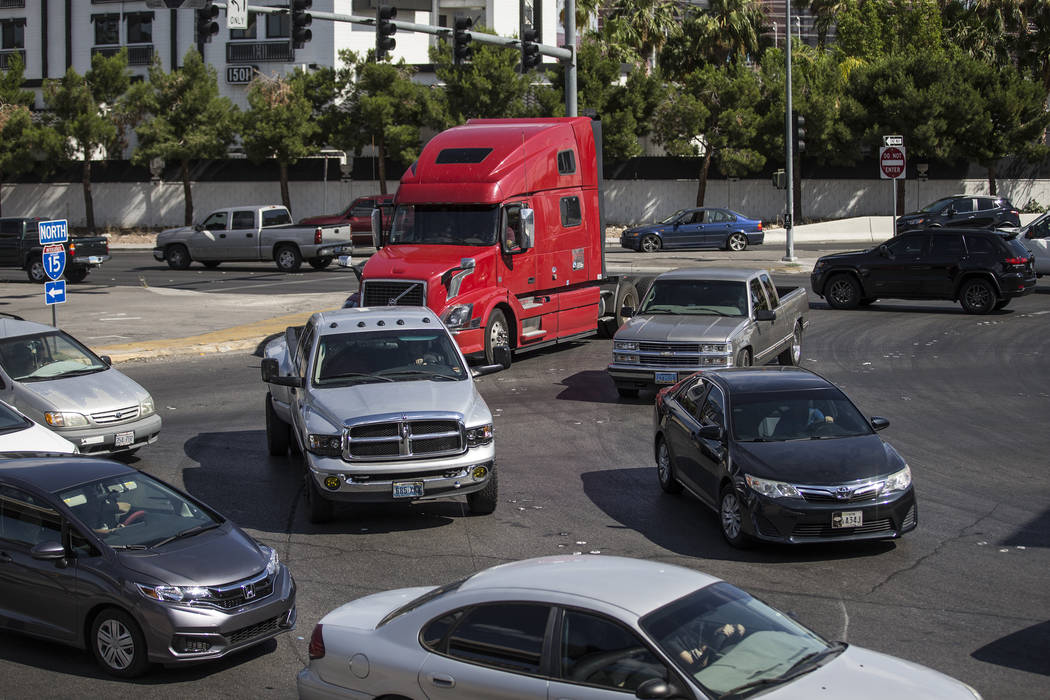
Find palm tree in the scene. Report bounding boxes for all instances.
[600,0,681,70]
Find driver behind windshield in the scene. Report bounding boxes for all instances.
[640,280,748,317]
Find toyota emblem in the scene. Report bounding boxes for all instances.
[835,487,851,500]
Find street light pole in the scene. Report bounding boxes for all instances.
[565,0,577,117]
[783,1,795,262]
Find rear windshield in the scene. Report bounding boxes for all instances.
[262,209,292,227]
[1003,237,1032,257]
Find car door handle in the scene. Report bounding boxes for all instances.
[247,233,254,238]
[0,552,11,564]
[428,673,455,688]
[219,233,226,238]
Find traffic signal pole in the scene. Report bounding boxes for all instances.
[783,0,796,262]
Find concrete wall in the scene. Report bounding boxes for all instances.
[2,176,1049,230]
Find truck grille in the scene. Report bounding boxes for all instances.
[91,405,140,425]
[346,419,464,461]
[362,280,426,307]
[639,342,700,353]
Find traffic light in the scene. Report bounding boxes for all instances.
[291,0,313,49]
[521,26,541,72]
[793,111,806,153]
[376,5,397,61]
[195,2,219,43]
[453,16,473,65]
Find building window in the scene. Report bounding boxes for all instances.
[522,0,541,42]
[1,19,25,49]
[266,13,289,38]
[126,12,153,44]
[92,13,120,45]
[230,11,258,40]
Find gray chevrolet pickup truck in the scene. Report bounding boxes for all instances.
[607,268,809,397]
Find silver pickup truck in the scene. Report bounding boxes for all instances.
[153,204,351,272]
[261,306,506,523]
[607,268,809,397]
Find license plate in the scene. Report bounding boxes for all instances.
[114,431,135,448]
[337,255,353,267]
[392,481,424,499]
[654,372,677,385]
[832,511,863,528]
[88,256,106,264]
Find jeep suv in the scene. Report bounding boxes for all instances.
[811,228,1036,314]
[896,194,1020,232]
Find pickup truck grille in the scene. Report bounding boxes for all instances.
[639,342,700,353]
[362,280,426,307]
[345,419,464,461]
[91,405,140,424]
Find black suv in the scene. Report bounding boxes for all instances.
[811,228,1036,314]
[896,194,1020,232]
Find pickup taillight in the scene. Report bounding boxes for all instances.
[757,221,763,231]
[314,227,322,245]
[68,242,76,256]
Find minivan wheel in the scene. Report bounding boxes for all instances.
[90,608,151,678]
[656,438,682,494]
[826,274,861,309]
[719,486,753,549]
[265,393,290,457]
[726,233,748,251]
[640,234,661,253]
[467,466,498,515]
[959,278,996,314]
[305,472,334,524]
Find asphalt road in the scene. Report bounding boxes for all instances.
[1,278,1048,698]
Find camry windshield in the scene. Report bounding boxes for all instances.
[642,583,841,699]
[730,389,873,441]
[313,329,467,386]
[0,332,108,382]
[58,473,222,550]
[639,280,748,317]
[388,204,499,246]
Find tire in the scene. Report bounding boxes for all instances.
[825,273,861,309]
[959,278,996,315]
[275,245,303,273]
[265,393,290,457]
[308,257,333,270]
[735,348,752,367]
[165,244,191,270]
[90,608,151,678]
[778,323,803,366]
[614,282,639,329]
[25,257,46,284]
[640,234,661,253]
[467,466,498,515]
[994,299,1010,310]
[202,260,221,269]
[617,387,639,399]
[304,472,334,524]
[858,297,876,307]
[64,267,89,283]
[719,485,753,549]
[726,232,748,252]
[484,309,511,368]
[656,438,682,494]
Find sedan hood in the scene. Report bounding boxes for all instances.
[732,434,905,484]
[625,223,667,236]
[19,368,150,414]
[322,586,436,631]
[616,314,748,343]
[115,524,267,587]
[0,423,77,453]
[761,646,978,699]
[307,379,486,432]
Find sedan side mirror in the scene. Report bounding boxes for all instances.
[194,224,203,232]
[697,424,724,441]
[754,309,776,322]
[635,678,687,699]
[621,306,635,319]
[31,541,67,561]
[471,363,504,378]
[99,355,112,366]
[870,416,890,431]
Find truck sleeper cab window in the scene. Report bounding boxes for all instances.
[561,196,582,227]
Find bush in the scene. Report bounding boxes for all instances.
[1020,198,1047,214]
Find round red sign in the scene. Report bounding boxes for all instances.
[880,146,906,179]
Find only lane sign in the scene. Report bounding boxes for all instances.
[45,280,66,306]
[880,146,906,179]
[43,244,65,280]
[39,219,68,245]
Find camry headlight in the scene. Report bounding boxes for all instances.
[137,583,211,604]
[139,395,155,416]
[308,434,342,456]
[441,304,474,330]
[614,341,639,351]
[466,424,493,447]
[260,544,280,576]
[745,474,802,499]
[45,411,89,428]
[881,465,912,493]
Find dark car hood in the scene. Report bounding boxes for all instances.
[115,523,267,587]
[816,248,873,264]
[625,223,669,236]
[732,434,905,484]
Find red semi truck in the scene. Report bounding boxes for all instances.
[356,117,647,367]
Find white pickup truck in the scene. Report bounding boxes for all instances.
[153,204,351,272]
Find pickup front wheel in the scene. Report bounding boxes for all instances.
[275,245,303,273]
[304,472,334,524]
[265,393,290,457]
[467,467,498,515]
[165,244,192,270]
[25,257,47,283]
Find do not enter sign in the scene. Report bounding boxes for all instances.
[880,145,906,179]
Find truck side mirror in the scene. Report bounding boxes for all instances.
[754,309,776,322]
[194,224,203,232]
[262,357,302,387]
[520,208,535,251]
[371,208,383,249]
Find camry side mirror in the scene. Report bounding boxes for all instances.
[194,224,203,232]
[878,244,892,258]
[99,355,112,366]
[870,416,890,431]
[31,541,67,561]
[697,424,724,441]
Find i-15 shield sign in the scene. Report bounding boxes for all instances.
[43,244,66,280]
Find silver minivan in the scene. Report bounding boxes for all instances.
[0,317,161,455]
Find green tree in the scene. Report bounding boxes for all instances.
[430,29,535,124]
[240,71,321,213]
[0,54,50,216]
[132,50,239,226]
[661,0,767,77]
[601,0,681,69]
[42,50,131,231]
[652,62,766,206]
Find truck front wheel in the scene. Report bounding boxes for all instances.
[304,472,334,524]
[165,244,192,270]
[485,309,511,369]
[467,467,498,515]
[275,245,303,273]
[25,257,47,283]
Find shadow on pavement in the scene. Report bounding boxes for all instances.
[1001,505,1050,548]
[555,370,635,404]
[971,621,1050,676]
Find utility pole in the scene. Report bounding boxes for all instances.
[783,0,796,262]
[565,0,576,117]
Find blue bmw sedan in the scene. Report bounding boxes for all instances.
[621,208,765,252]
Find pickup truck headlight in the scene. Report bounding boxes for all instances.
[139,395,155,416]
[703,356,729,366]
[614,354,640,364]
[614,341,639,351]
[307,434,342,457]
[700,344,727,353]
[466,424,493,447]
[745,474,802,499]
[441,304,473,330]
[881,465,912,494]
[137,583,212,604]
[45,411,89,428]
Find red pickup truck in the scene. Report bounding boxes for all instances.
[300,195,394,247]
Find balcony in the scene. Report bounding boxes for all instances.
[0,0,26,8]
[0,49,25,71]
[92,45,154,66]
[227,41,292,63]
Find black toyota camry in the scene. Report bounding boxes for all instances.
[653,367,917,547]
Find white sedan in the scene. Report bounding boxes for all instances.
[0,399,77,453]
[298,555,981,700]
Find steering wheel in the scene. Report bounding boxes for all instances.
[569,647,647,684]
[121,510,147,526]
[806,420,838,437]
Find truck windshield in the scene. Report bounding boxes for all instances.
[313,329,467,386]
[638,280,748,317]
[389,205,499,246]
[0,332,109,382]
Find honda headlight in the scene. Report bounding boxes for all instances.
[308,434,342,457]
[139,395,155,416]
[260,544,280,576]
[441,304,474,330]
[745,474,802,499]
[881,465,912,494]
[614,341,639,351]
[466,424,493,447]
[137,583,212,604]
[45,411,89,428]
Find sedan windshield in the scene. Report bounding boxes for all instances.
[642,583,840,699]
[0,332,108,382]
[660,209,688,225]
[313,329,467,386]
[58,473,222,549]
[730,389,873,441]
[389,204,498,246]
[639,280,748,317]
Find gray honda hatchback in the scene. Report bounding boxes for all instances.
[0,455,296,677]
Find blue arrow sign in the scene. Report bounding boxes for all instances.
[43,245,66,281]
[45,280,67,306]
[39,219,68,245]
